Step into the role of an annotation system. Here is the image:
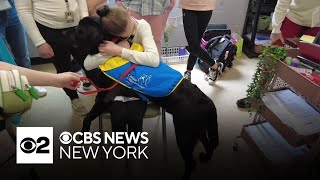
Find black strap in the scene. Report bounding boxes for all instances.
[205,36,223,50]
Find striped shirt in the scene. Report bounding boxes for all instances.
[122,0,170,16]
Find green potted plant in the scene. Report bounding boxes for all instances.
[246,46,287,114]
[164,22,174,57]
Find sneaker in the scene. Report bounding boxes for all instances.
[77,70,93,91]
[82,80,92,90]
[236,97,251,108]
[71,98,88,115]
[34,86,47,97]
[208,62,223,85]
[184,71,191,81]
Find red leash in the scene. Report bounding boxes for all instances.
[77,63,138,95]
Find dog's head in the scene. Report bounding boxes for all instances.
[66,16,112,55]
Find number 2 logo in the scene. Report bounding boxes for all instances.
[20,137,50,154]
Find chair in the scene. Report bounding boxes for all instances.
[98,103,167,143]
[97,103,168,166]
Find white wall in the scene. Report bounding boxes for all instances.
[27,0,249,57]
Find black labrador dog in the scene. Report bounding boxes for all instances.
[68,16,219,180]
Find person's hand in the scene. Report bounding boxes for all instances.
[166,0,176,12]
[270,33,285,44]
[88,8,97,16]
[116,0,125,8]
[37,43,54,59]
[116,1,132,14]
[53,72,81,90]
[99,41,123,56]
[117,40,130,49]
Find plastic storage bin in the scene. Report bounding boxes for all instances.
[161,47,190,65]
[231,33,244,58]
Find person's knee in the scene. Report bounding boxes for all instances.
[188,46,202,56]
[127,117,143,133]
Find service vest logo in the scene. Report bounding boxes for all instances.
[16,127,53,164]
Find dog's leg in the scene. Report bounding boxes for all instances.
[202,104,219,161]
[173,118,197,180]
[81,99,107,133]
[199,131,211,162]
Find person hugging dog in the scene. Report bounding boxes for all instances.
[81,5,160,146]
[75,6,219,178]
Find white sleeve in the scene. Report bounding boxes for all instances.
[84,53,112,71]
[77,0,89,18]
[272,0,292,34]
[121,21,160,68]
[14,0,46,47]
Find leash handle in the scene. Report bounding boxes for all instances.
[77,63,139,95]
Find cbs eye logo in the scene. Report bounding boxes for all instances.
[16,127,53,164]
[20,137,50,154]
[59,132,72,144]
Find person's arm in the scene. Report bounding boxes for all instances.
[15,0,54,58]
[86,0,108,16]
[84,53,112,71]
[166,0,176,13]
[121,20,160,67]
[272,0,292,34]
[78,0,89,18]
[14,0,45,47]
[0,62,80,89]
[84,40,128,71]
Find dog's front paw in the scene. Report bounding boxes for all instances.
[199,152,211,162]
[181,160,196,180]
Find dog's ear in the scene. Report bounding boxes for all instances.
[81,16,115,42]
[72,17,105,54]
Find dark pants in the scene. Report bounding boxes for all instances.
[110,101,147,135]
[182,9,215,71]
[36,22,80,100]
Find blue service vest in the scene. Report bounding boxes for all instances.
[99,43,183,97]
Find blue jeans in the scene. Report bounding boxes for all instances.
[0,0,31,68]
[0,36,22,126]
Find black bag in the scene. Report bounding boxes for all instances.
[199,35,237,73]
[202,24,231,42]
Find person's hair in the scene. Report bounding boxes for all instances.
[96,5,130,36]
